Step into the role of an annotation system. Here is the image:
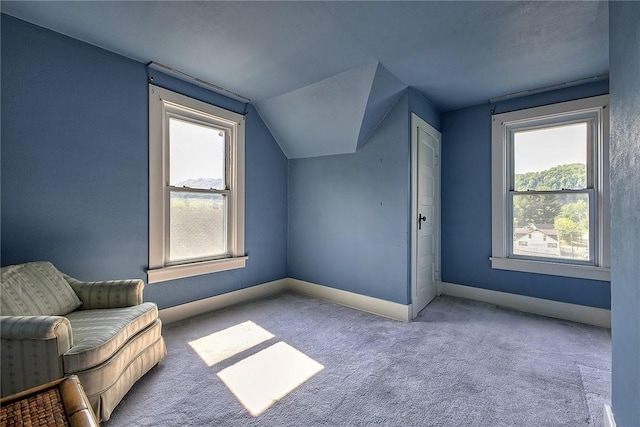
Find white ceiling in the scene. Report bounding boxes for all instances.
[1,1,609,157]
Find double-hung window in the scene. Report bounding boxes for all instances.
[491,95,609,281]
[148,85,246,283]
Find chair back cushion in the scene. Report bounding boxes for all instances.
[1,262,82,316]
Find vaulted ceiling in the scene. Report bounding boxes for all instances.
[1,1,609,158]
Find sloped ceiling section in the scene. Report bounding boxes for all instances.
[357,63,408,150]
[255,63,407,159]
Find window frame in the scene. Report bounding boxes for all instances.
[148,85,246,283]
[491,95,610,281]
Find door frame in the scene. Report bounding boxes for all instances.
[410,113,442,319]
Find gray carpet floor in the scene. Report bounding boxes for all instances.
[105,293,611,426]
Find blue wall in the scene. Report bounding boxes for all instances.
[2,13,616,316]
[1,15,288,309]
[440,80,611,309]
[288,89,439,305]
[408,89,440,132]
[609,2,640,425]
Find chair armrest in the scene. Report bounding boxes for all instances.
[1,316,73,396]
[63,275,144,309]
[1,315,73,343]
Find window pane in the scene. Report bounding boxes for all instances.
[513,123,587,191]
[169,192,227,262]
[512,192,590,261]
[170,118,226,190]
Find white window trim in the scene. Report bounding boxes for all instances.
[148,85,246,284]
[491,95,610,281]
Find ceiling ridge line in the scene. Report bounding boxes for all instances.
[489,73,609,104]
[147,62,251,103]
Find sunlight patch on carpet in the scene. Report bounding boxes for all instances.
[217,341,324,416]
[188,320,274,367]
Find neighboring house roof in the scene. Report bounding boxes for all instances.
[514,224,559,239]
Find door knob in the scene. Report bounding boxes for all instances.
[419,214,426,230]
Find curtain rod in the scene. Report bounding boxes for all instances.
[147,61,251,103]
[489,73,609,104]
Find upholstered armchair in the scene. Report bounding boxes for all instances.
[0,261,167,421]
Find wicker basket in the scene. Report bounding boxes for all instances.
[0,376,98,427]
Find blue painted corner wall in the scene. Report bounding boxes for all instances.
[609,2,640,425]
[2,13,614,316]
[1,14,288,309]
[440,80,611,310]
[287,89,439,305]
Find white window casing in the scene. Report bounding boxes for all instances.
[491,95,610,281]
[148,85,246,283]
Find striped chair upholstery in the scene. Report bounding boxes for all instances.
[1,262,82,316]
[0,262,167,422]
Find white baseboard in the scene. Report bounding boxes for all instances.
[603,404,616,427]
[159,277,411,324]
[286,278,412,322]
[159,278,608,328]
[440,282,611,328]
[159,279,288,324]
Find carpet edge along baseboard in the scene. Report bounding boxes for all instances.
[158,278,610,328]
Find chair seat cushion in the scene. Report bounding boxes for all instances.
[63,303,158,373]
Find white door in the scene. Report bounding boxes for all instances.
[411,114,441,319]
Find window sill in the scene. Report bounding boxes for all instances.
[147,256,248,284]
[490,257,610,282]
